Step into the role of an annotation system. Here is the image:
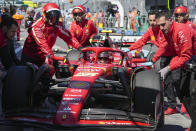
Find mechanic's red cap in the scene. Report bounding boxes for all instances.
[72,5,86,14]
[174,6,189,15]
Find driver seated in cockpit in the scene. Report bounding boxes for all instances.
[97,52,112,64]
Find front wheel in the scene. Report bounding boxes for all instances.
[133,69,164,128]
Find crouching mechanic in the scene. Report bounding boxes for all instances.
[69,5,97,48]
[21,3,82,67]
[152,11,193,114]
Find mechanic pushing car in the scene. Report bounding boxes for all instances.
[21,3,82,67]
[69,5,98,48]
[152,11,193,114]
[129,11,178,115]
[129,11,176,61]
[0,16,21,70]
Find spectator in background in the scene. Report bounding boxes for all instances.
[0,17,20,70]
[128,10,133,30]
[12,10,24,41]
[116,11,120,28]
[98,10,104,28]
[86,8,92,20]
[25,7,41,28]
[92,12,98,27]
[134,10,141,35]
[1,7,10,20]
[131,7,137,35]
[195,14,196,26]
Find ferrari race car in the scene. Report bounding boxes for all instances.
[0,45,164,131]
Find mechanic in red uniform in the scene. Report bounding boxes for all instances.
[21,3,82,67]
[69,5,98,48]
[129,11,175,59]
[129,11,179,115]
[174,6,196,95]
[152,7,196,62]
[153,7,196,100]
[174,6,196,56]
[174,6,196,130]
[0,16,20,70]
[154,11,193,114]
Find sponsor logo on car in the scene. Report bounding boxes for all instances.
[63,97,82,101]
[75,72,99,77]
[64,94,82,97]
[57,110,76,114]
[77,68,100,72]
[61,101,80,105]
[70,89,82,93]
[103,122,132,125]
[69,81,91,89]
[62,114,66,119]
[64,106,71,111]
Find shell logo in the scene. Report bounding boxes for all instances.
[76,30,78,34]
[177,8,181,13]
[99,121,105,124]
[62,114,67,119]
[75,9,79,13]
[151,36,155,41]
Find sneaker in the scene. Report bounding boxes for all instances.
[164,107,177,115]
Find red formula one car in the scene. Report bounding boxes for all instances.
[0,47,163,131]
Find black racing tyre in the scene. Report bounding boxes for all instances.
[67,49,81,61]
[157,89,164,128]
[3,66,34,109]
[134,69,164,127]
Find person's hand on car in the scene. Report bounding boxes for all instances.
[159,66,170,80]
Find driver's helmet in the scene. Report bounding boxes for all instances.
[41,3,61,25]
[72,5,86,22]
[134,49,144,58]
[174,6,189,21]
[98,52,111,64]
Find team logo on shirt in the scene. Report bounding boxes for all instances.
[151,36,155,41]
[85,29,89,34]
[76,30,78,34]
[177,8,181,13]
[51,33,55,37]
[75,9,79,13]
